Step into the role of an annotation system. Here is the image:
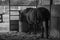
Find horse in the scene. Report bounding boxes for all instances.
[19,7,50,38]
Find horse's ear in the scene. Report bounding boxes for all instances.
[19,10,23,15]
[19,10,22,18]
[19,11,21,14]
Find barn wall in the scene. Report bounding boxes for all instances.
[0,6,9,32]
[51,5,60,32]
[10,6,19,32]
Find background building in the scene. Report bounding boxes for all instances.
[0,0,60,38]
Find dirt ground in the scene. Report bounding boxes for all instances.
[0,32,59,40]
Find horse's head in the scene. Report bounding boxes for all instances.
[19,8,34,23]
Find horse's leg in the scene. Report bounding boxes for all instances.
[41,21,44,38]
[45,20,49,38]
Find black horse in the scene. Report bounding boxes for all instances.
[19,7,50,38]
